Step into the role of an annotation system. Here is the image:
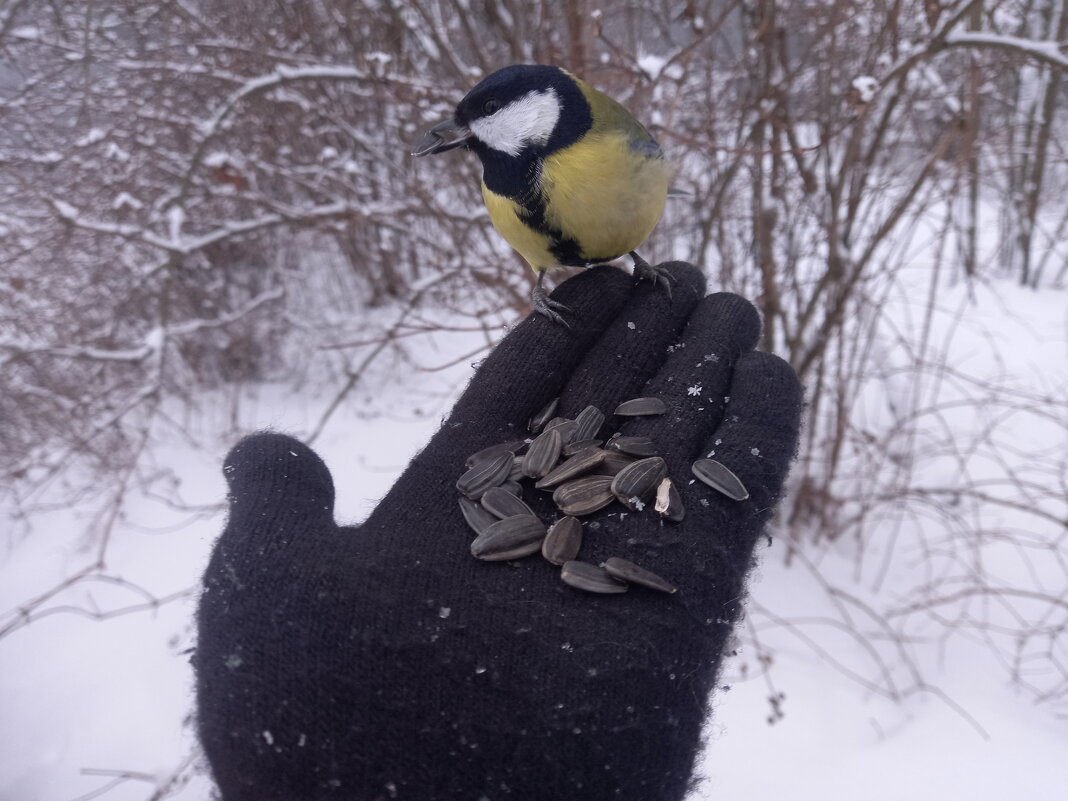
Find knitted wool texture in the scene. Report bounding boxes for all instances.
[195,262,804,801]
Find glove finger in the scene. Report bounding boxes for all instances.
[557,261,706,416]
[612,293,763,480]
[694,351,804,517]
[221,432,338,548]
[445,265,633,449]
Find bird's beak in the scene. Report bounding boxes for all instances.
[411,118,471,157]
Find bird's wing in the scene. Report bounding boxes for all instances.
[574,77,663,157]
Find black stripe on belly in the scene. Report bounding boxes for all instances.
[480,149,615,267]
[515,195,589,266]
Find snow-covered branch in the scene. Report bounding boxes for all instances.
[943,31,1068,70]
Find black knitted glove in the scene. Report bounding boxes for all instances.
[195,262,804,801]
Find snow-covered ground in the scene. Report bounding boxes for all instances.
[1,274,1065,800]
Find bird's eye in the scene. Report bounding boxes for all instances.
[482,99,501,115]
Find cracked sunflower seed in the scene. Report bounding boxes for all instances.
[692,458,750,501]
[654,477,685,522]
[602,557,677,594]
[605,435,658,458]
[528,397,560,434]
[481,486,535,519]
[542,516,582,565]
[457,452,514,499]
[610,457,668,510]
[552,475,616,516]
[470,515,547,561]
[572,405,606,443]
[522,427,562,479]
[458,496,497,536]
[534,446,606,489]
[465,440,526,469]
[614,397,667,416]
[560,560,628,594]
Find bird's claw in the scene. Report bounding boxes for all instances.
[532,284,571,328]
[631,253,675,299]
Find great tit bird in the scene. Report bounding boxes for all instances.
[413,64,672,325]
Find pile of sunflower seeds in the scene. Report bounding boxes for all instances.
[456,396,750,596]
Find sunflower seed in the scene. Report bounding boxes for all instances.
[528,396,559,434]
[654,477,685,522]
[534,447,606,489]
[606,435,658,458]
[692,458,750,501]
[572,405,605,443]
[610,457,668,510]
[598,449,639,475]
[560,560,628,594]
[542,516,582,565]
[552,476,616,516]
[563,438,603,457]
[522,426,562,478]
[465,440,525,469]
[481,486,535,519]
[499,479,524,497]
[457,452,513,499]
[508,456,524,481]
[470,515,547,561]
[458,497,497,536]
[602,557,677,594]
[614,397,668,416]
[543,418,579,445]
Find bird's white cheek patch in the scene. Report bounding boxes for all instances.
[470,88,560,157]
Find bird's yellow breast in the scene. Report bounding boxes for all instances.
[480,131,669,272]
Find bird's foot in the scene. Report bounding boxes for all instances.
[631,251,675,299]
[531,283,571,328]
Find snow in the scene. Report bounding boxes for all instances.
[75,127,107,147]
[852,75,878,103]
[638,53,668,81]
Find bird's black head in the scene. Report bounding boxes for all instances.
[412,65,592,164]
[453,65,592,158]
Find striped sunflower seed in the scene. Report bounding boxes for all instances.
[457,452,513,499]
[458,496,497,536]
[499,479,524,497]
[560,560,628,594]
[598,449,639,475]
[481,486,535,519]
[465,440,526,469]
[552,475,616,516]
[610,456,668,510]
[522,426,562,479]
[563,438,603,457]
[654,477,685,522]
[543,418,579,445]
[507,455,524,481]
[602,557,677,594]
[542,516,582,566]
[470,515,547,561]
[528,396,559,434]
[614,397,667,416]
[692,458,750,501]
[534,446,606,489]
[606,435,658,458]
[572,405,606,443]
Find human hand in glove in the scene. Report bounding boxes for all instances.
[195,262,804,801]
